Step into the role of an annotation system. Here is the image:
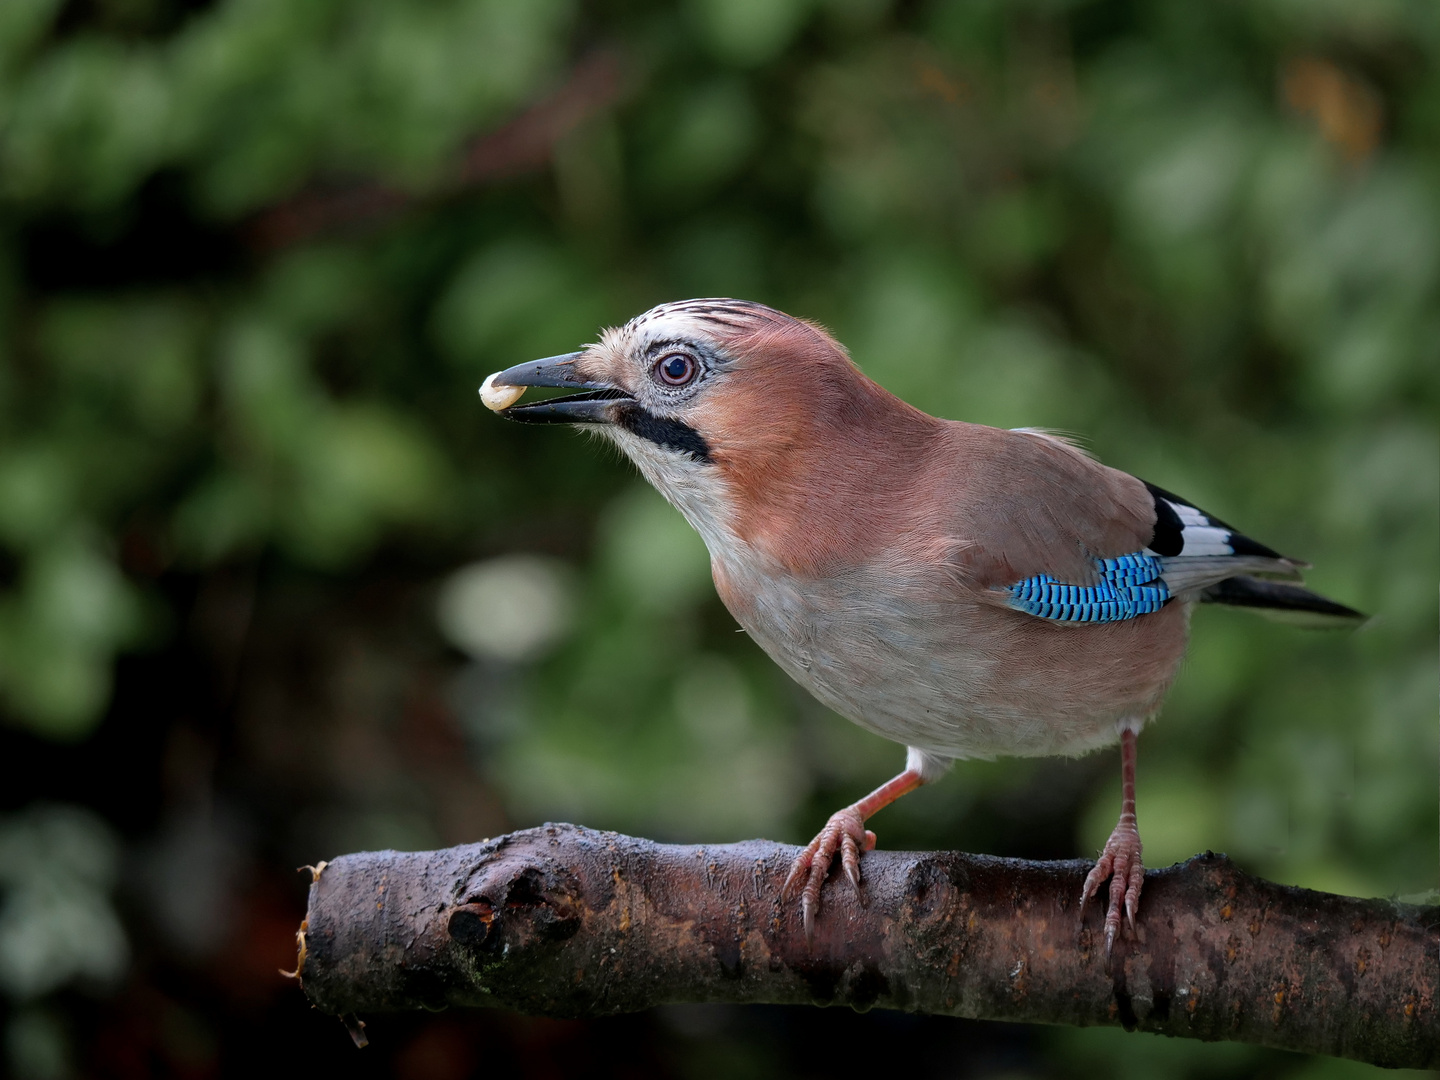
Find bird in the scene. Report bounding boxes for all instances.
[481,298,1363,954]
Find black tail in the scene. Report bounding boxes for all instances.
[1200,576,1366,628]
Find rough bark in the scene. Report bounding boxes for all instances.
[294,823,1438,1067]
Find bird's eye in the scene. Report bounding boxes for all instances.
[655,352,698,387]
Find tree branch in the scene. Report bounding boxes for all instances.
[245,48,627,250]
[294,823,1438,1067]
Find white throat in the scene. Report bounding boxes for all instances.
[604,427,741,556]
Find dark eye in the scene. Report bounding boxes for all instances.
[655,352,698,387]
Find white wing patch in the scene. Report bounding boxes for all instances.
[1162,502,1239,556]
[1142,484,1300,595]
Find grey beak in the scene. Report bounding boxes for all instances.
[488,352,632,424]
[489,352,604,391]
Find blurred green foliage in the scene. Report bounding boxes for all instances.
[0,0,1437,1071]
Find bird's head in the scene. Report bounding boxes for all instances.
[485,298,936,559]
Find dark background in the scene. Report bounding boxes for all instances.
[0,0,1435,1076]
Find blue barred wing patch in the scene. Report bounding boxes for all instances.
[1007,553,1171,623]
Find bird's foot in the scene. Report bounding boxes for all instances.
[1081,819,1144,958]
[782,805,877,942]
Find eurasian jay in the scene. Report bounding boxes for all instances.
[482,298,1362,953]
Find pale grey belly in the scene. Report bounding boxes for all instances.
[729,567,1184,761]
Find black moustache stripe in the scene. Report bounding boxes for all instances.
[614,403,712,464]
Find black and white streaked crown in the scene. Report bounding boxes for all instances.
[627,298,782,334]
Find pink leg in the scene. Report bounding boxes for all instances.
[782,769,924,941]
[1081,727,1145,956]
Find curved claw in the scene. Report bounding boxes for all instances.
[1080,821,1144,958]
[842,834,861,890]
[782,848,813,901]
[784,806,873,943]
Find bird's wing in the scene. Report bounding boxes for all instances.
[1136,480,1303,593]
[943,427,1300,624]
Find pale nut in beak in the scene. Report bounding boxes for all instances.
[480,371,526,412]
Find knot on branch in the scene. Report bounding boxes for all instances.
[449,865,584,957]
